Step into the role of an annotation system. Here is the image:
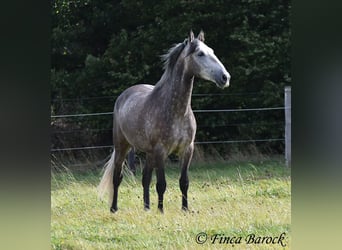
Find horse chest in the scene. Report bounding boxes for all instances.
[173,120,191,137]
[161,117,195,154]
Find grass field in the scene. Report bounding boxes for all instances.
[51,158,291,249]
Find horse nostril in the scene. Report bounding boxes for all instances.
[222,74,228,83]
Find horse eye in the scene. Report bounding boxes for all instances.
[197,51,205,57]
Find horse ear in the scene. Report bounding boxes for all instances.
[189,30,194,42]
[197,30,205,42]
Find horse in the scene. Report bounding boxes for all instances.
[98,30,230,213]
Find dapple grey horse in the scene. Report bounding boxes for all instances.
[98,31,230,213]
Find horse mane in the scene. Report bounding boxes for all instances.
[160,40,187,71]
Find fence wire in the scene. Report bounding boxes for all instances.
[51,106,285,152]
[51,107,285,118]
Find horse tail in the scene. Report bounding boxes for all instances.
[98,149,115,206]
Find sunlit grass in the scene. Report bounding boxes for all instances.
[51,159,291,249]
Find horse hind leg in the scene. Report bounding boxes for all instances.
[127,148,136,175]
[110,146,129,213]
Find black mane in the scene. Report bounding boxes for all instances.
[161,40,187,71]
[161,38,201,72]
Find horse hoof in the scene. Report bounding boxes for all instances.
[182,206,189,212]
[144,207,150,211]
[158,208,164,214]
[110,207,118,213]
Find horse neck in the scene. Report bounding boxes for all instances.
[157,61,194,117]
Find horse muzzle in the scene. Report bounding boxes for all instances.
[215,72,230,89]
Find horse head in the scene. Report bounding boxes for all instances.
[183,30,230,88]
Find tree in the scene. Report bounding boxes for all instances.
[51,0,291,154]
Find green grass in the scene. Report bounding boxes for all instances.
[51,159,291,249]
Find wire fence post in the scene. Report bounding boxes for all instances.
[284,86,291,167]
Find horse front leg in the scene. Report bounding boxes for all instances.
[179,143,194,211]
[142,148,167,212]
[156,166,166,213]
[142,162,153,210]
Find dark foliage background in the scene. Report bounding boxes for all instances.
[51,0,291,155]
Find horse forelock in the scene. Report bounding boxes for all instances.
[187,39,200,56]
